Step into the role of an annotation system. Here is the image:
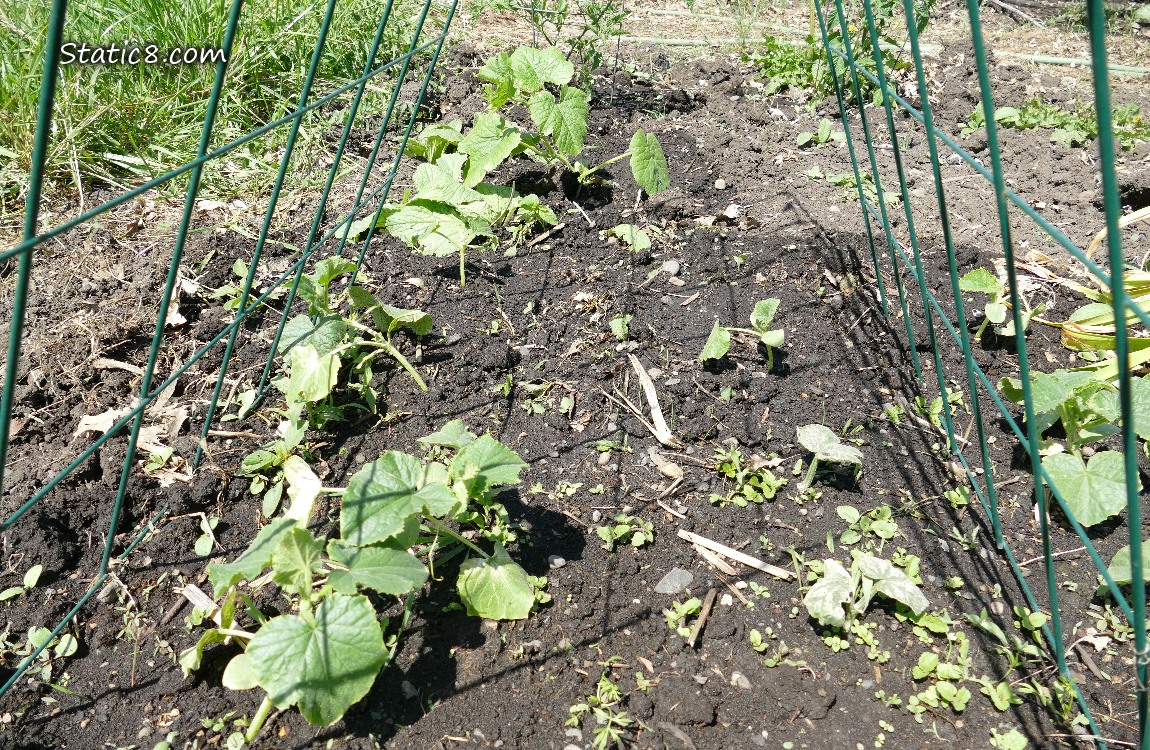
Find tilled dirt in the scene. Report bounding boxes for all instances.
[3,32,1150,750]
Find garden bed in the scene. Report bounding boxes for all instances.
[3,24,1150,750]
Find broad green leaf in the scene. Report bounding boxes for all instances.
[278,315,346,358]
[179,628,228,675]
[296,257,357,315]
[836,505,861,524]
[271,527,324,596]
[856,553,929,615]
[418,419,476,449]
[1106,541,1150,585]
[222,653,260,691]
[477,51,515,108]
[457,543,535,620]
[327,540,428,596]
[796,424,863,465]
[311,257,358,289]
[405,119,464,162]
[700,322,731,362]
[985,301,1008,325]
[957,268,1000,295]
[817,118,832,142]
[509,46,574,93]
[629,130,670,195]
[347,287,433,337]
[608,224,651,252]
[280,345,339,404]
[23,564,42,589]
[282,455,320,523]
[459,113,522,187]
[412,154,487,208]
[1095,375,1150,441]
[803,558,854,628]
[208,517,297,594]
[796,131,813,147]
[247,594,388,726]
[0,587,22,601]
[528,87,589,157]
[386,200,480,258]
[1135,3,1150,24]
[912,652,939,679]
[341,452,458,546]
[1043,450,1135,527]
[449,434,527,491]
[750,299,780,332]
[760,330,785,348]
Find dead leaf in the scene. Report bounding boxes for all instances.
[74,406,132,437]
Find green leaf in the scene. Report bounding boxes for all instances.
[279,344,339,404]
[817,119,832,142]
[449,434,527,492]
[386,200,481,258]
[247,594,388,726]
[796,132,814,147]
[750,299,780,332]
[1043,450,1135,527]
[179,628,228,676]
[477,51,516,108]
[418,419,477,450]
[796,424,863,465]
[222,653,260,691]
[278,314,347,358]
[984,301,1008,325]
[208,517,297,594]
[327,540,428,596]
[629,129,670,196]
[457,543,536,620]
[0,587,23,601]
[1106,541,1150,585]
[23,564,42,589]
[459,113,522,187]
[347,287,433,337]
[912,652,938,679]
[341,452,459,546]
[271,527,324,596]
[405,119,464,162]
[856,553,929,615]
[509,46,574,93]
[528,87,589,157]
[803,559,855,628]
[957,268,1000,295]
[1095,375,1150,441]
[700,322,731,362]
[836,505,861,524]
[607,224,651,252]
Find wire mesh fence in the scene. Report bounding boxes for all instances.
[0,0,456,696]
[813,0,1148,746]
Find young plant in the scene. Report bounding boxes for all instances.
[796,118,844,148]
[595,514,653,551]
[0,563,42,602]
[709,445,787,507]
[700,298,785,370]
[802,550,929,631]
[475,46,669,194]
[183,423,540,742]
[566,671,638,750]
[795,423,863,493]
[663,597,703,638]
[958,267,1045,338]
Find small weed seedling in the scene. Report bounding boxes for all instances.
[0,563,42,602]
[700,298,785,370]
[567,671,638,750]
[796,118,844,148]
[835,504,898,548]
[962,97,1150,150]
[708,445,787,507]
[958,268,1045,338]
[595,514,653,551]
[604,224,652,253]
[796,423,863,493]
[664,597,702,638]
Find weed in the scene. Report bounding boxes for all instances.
[566,671,638,750]
[708,445,787,507]
[595,514,653,551]
[663,597,703,638]
[961,98,1150,151]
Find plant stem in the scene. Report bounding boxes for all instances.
[244,694,274,745]
[577,150,632,183]
[423,516,489,559]
[339,330,429,393]
[800,457,819,494]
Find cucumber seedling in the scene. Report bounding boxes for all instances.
[700,298,785,370]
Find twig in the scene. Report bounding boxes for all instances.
[688,588,717,648]
[716,573,752,606]
[677,529,794,580]
[656,500,686,519]
[561,509,591,528]
[1018,546,1086,569]
[525,220,566,248]
[1074,642,1109,682]
[983,0,1045,26]
[206,430,263,439]
[693,543,738,575]
[570,200,595,228]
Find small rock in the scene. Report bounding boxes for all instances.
[731,672,752,689]
[565,728,583,740]
[654,568,694,594]
[719,593,733,606]
[990,600,1006,616]
[548,555,567,570]
[563,745,581,750]
[591,510,602,523]
[401,680,419,699]
[693,674,709,684]
[661,295,672,305]
[662,258,681,276]
[714,178,727,190]
[597,452,611,466]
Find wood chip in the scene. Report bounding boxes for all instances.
[677,529,794,580]
[688,588,717,648]
[693,543,737,575]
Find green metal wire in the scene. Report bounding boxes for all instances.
[0,0,68,500]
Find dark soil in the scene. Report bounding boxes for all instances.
[3,31,1150,750]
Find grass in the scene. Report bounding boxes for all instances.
[0,0,437,222]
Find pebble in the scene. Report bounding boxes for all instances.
[731,672,752,689]
[654,568,694,594]
[591,510,602,523]
[565,728,583,740]
[548,555,567,570]
[714,178,727,190]
[720,593,734,606]
[694,674,709,684]
[661,295,672,305]
[597,452,611,466]
[662,258,681,276]
[401,680,419,699]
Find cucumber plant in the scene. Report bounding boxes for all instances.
[182,421,539,741]
[700,298,785,370]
